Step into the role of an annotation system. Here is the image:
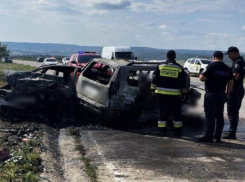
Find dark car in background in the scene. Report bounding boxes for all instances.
[1,56,13,63]
[36,57,44,62]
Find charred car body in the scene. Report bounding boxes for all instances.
[76,59,201,125]
[0,66,81,122]
[0,60,201,125]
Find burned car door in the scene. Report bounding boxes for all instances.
[76,61,117,107]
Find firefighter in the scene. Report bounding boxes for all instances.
[151,50,187,137]
[223,47,245,140]
[198,51,233,143]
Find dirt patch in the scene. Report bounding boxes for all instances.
[39,125,64,182]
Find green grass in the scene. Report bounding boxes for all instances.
[0,139,41,182]
[0,62,36,86]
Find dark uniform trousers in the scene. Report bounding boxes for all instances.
[157,95,182,128]
[227,87,245,134]
[204,92,227,138]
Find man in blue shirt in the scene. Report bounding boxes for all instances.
[223,47,245,140]
[199,51,233,143]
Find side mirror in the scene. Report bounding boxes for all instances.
[135,56,138,60]
[71,60,76,64]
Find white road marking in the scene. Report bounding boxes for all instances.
[89,131,126,182]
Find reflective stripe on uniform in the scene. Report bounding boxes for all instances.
[158,121,167,128]
[159,64,182,72]
[155,87,181,95]
[173,121,183,128]
[151,84,157,90]
[181,88,187,93]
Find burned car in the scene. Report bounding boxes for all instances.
[76,59,201,125]
[0,60,201,126]
[0,65,81,122]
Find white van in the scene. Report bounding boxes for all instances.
[101,46,136,60]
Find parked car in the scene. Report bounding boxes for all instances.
[2,56,13,63]
[184,58,211,75]
[101,46,137,60]
[68,51,101,68]
[36,57,44,62]
[42,58,59,66]
[62,57,70,65]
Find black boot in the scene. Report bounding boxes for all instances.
[223,132,237,140]
[198,135,213,143]
[214,134,222,143]
[175,127,183,138]
[159,127,168,137]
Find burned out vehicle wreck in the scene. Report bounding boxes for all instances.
[0,60,201,125]
[0,66,81,122]
[76,59,201,125]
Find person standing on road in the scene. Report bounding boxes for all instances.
[151,50,188,137]
[223,47,245,140]
[199,51,233,143]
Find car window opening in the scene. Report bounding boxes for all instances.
[127,70,153,87]
[83,62,115,85]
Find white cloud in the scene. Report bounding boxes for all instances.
[0,0,132,16]
[241,26,245,31]
[240,37,245,41]
[131,0,245,14]
[196,18,214,22]
[139,22,155,27]
[158,25,169,29]
[161,32,171,36]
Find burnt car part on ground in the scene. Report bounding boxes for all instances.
[0,66,81,124]
[0,61,201,126]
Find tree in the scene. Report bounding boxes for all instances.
[0,42,10,58]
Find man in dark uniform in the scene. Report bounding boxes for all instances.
[151,50,187,137]
[199,51,233,143]
[223,47,245,140]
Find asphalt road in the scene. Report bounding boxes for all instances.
[13,59,245,181]
[79,127,245,182]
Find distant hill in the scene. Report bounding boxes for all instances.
[3,41,243,64]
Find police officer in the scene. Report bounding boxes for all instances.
[223,47,245,140]
[199,51,233,143]
[151,50,187,137]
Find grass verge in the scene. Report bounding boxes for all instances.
[0,139,42,182]
[0,62,36,87]
[69,127,98,182]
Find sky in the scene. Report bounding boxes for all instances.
[0,0,245,51]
